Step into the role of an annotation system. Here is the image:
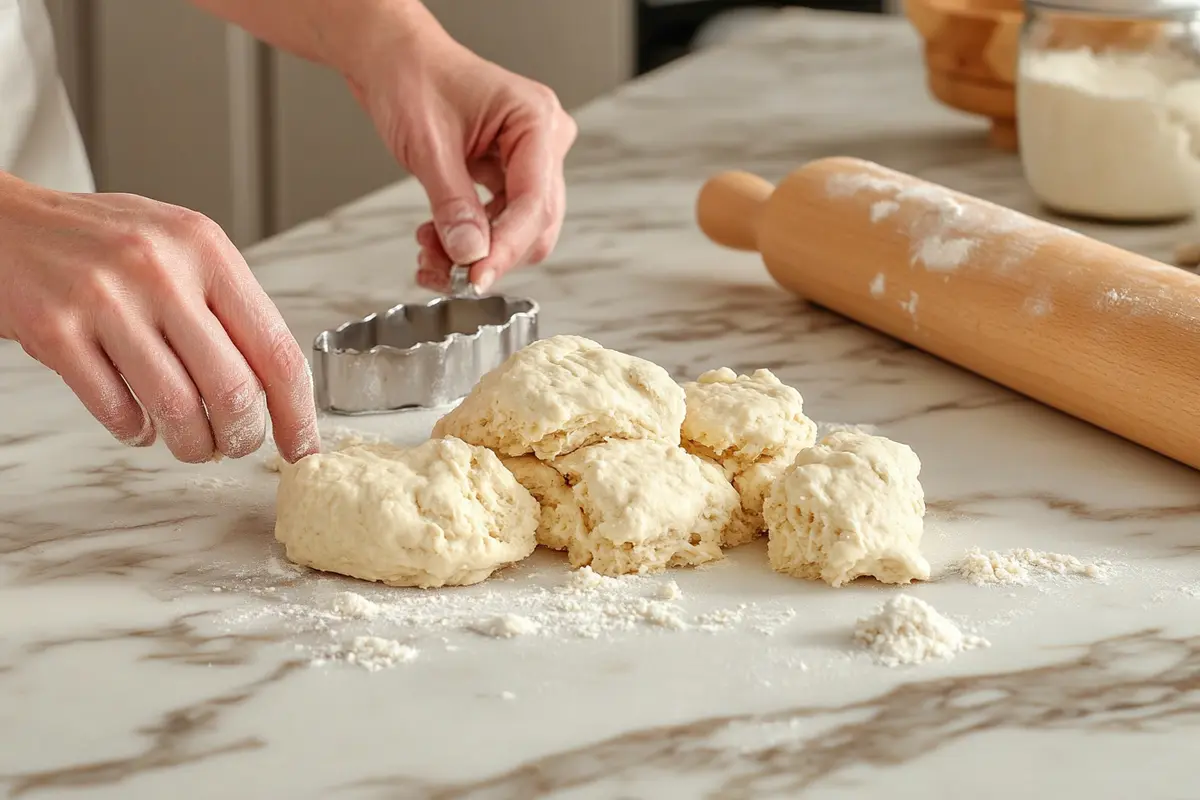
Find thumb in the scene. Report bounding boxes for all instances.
[410,145,491,266]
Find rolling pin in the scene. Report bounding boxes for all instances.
[696,156,1200,471]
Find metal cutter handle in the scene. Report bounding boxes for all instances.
[449,265,479,298]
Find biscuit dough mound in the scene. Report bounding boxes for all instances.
[275,438,538,588]
[681,367,817,543]
[763,431,930,587]
[502,455,585,551]
[552,439,749,576]
[432,335,686,460]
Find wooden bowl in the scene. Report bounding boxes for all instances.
[906,0,1170,152]
[904,0,1022,151]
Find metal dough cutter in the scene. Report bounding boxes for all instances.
[313,266,539,415]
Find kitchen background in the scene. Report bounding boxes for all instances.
[42,0,896,248]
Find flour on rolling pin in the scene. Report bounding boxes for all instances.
[825,168,1077,275]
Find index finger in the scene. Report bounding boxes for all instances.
[470,129,556,283]
[204,253,319,464]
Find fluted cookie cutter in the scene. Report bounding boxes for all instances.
[313,266,539,414]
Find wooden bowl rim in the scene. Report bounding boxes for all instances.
[906,0,1024,25]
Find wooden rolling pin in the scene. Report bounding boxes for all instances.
[696,156,1200,470]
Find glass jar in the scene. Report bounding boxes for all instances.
[1017,0,1200,222]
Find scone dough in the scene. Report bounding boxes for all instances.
[681,367,817,543]
[551,439,750,576]
[275,438,538,588]
[502,455,584,551]
[432,335,686,460]
[763,431,930,587]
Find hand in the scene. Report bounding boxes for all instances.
[350,30,578,293]
[0,176,320,464]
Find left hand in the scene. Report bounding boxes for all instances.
[350,28,578,293]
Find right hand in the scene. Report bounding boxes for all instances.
[0,175,320,464]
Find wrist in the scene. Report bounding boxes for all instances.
[332,0,453,90]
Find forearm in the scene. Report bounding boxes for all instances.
[188,0,446,83]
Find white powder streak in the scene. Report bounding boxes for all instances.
[958,547,1106,586]
[826,168,1056,274]
[870,200,899,222]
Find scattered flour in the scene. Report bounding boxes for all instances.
[214,559,802,671]
[958,547,1106,587]
[869,273,886,298]
[853,594,990,667]
[471,614,542,638]
[315,636,419,672]
[637,599,689,630]
[826,167,1055,272]
[657,581,682,601]
[870,200,899,223]
[325,591,382,619]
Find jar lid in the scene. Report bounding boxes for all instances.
[1027,0,1200,16]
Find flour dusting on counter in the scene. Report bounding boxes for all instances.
[313,636,420,672]
[215,560,800,671]
[854,594,990,667]
[958,547,1107,586]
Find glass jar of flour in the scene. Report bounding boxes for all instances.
[1017,0,1200,221]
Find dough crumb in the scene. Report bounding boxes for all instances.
[500,691,517,701]
[502,455,586,551]
[959,547,1106,586]
[657,580,682,601]
[432,335,685,460]
[854,595,989,667]
[817,420,879,436]
[471,613,542,638]
[274,438,538,588]
[681,367,817,542]
[342,636,419,672]
[764,431,930,587]
[552,439,742,576]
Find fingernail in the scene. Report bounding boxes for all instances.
[417,250,430,271]
[475,267,496,294]
[443,223,489,264]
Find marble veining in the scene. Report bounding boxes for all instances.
[1,10,1198,800]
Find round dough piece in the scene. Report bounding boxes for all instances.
[502,455,584,551]
[431,335,686,460]
[681,367,817,540]
[763,431,930,587]
[275,438,538,588]
[552,439,750,576]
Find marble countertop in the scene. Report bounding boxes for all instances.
[3,10,1199,800]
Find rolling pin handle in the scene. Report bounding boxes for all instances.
[696,171,775,253]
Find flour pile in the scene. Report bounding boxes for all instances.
[311,636,419,672]
[853,594,990,667]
